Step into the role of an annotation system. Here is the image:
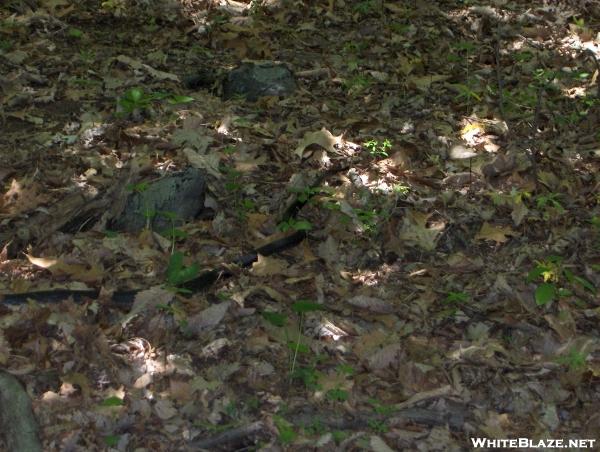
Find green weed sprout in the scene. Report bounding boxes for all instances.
[557,347,587,371]
[117,88,193,118]
[126,181,155,230]
[364,139,392,158]
[166,251,199,293]
[527,256,596,306]
[262,300,324,386]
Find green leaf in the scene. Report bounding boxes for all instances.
[159,210,179,221]
[326,388,349,402]
[557,287,572,297]
[273,415,296,445]
[128,88,144,102]
[68,28,83,39]
[100,396,125,407]
[262,311,287,327]
[142,209,157,219]
[278,221,291,232]
[127,181,149,193]
[574,275,596,293]
[287,342,310,354]
[535,283,556,305]
[167,252,199,286]
[168,95,194,104]
[167,251,183,274]
[445,291,469,303]
[527,265,550,282]
[172,263,199,286]
[336,363,355,375]
[292,300,323,313]
[104,435,120,446]
[291,219,312,231]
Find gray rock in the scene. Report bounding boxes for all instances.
[111,168,206,233]
[222,61,295,101]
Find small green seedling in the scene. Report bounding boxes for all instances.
[0,39,13,51]
[289,185,329,203]
[127,181,149,193]
[221,166,243,191]
[368,398,394,416]
[167,95,194,105]
[363,139,392,158]
[451,83,482,103]
[158,210,186,253]
[117,88,154,117]
[353,0,380,16]
[392,184,410,196]
[166,251,199,291]
[445,291,470,303]
[273,415,296,445]
[104,435,120,447]
[222,145,237,155]
[350,207,385,235]
[100,396,125,407]
[326,388,349,402]
[535,193,565,220]
[249,0,266,16]
[278,218,313,232]
[304,418,327,435]
[262,300,324,386]
[532,68,557,87]
[336,363,355,376]
[224,401,239,419]
[67,27,84,39]
[344,74,371,95]
[367,418,388,433]
[126,182,156,229]
[117,88,193,118]
[290,300,323,377]
[556,347,587,371]
[101,0,126,16]
[513,50,533,63]
[78,49,95,64]
[233,198,255,221]
[342,41,368,55]
[571,16,586,30]
[290,365,320,389]
[438,291,470,318]
[527,256,596,306]
[262,311,287,327]
[332,430,349,444]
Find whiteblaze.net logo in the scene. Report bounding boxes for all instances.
[470,438,596,449]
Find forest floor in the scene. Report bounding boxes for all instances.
[1,0,600,450]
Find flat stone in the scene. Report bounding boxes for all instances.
[222,61,296,101]
[111,168,206,233]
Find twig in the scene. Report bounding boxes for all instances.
[494,35,505,119]
[528,85,543,189]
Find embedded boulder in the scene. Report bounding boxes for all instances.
[222,61,296,101]
[111,168,206,233]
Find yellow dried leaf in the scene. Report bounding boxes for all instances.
[475,222,515,244]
